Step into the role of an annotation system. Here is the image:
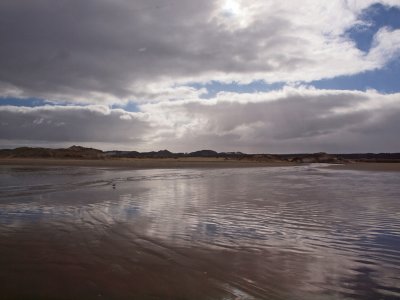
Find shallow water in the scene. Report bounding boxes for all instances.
[0,165,399,299]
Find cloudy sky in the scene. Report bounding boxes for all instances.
[1,0,400,153]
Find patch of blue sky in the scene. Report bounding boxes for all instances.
[311,59,400,93]
[194,4,400,97]
[189,80,285,99]
[0,96,140,112]
[345,3,400,52]
[111,102,140,112]
[311,3,400,93]
[0,97,53,107]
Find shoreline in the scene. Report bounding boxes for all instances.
[325,162,400,172]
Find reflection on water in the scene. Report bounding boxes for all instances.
[0,165,399,299]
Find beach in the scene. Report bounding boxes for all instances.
[1,158,400,172]
[0,157,296,169]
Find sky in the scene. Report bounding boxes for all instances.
[1,0,400,153]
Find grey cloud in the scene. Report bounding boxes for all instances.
[0,105,150,146]
[172,92,367,139]
[0,0,222,103]
[142,89,400,153]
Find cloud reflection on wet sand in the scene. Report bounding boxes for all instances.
[0,166,399,299]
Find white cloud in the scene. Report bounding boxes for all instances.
[367,28,400,65]
[0,0,399,104]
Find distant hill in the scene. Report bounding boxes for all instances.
[187,150,218,157]
[1,146,399,163]
[105,149,183,158]
[0,145,104,159]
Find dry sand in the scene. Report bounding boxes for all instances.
[0,157,295,169]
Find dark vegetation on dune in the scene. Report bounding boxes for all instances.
[0,146,400,163]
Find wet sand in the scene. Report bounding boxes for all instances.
[326,162,400,172]
[0,157,295,169]
[1,165,400,299]
[0,222,298,300]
